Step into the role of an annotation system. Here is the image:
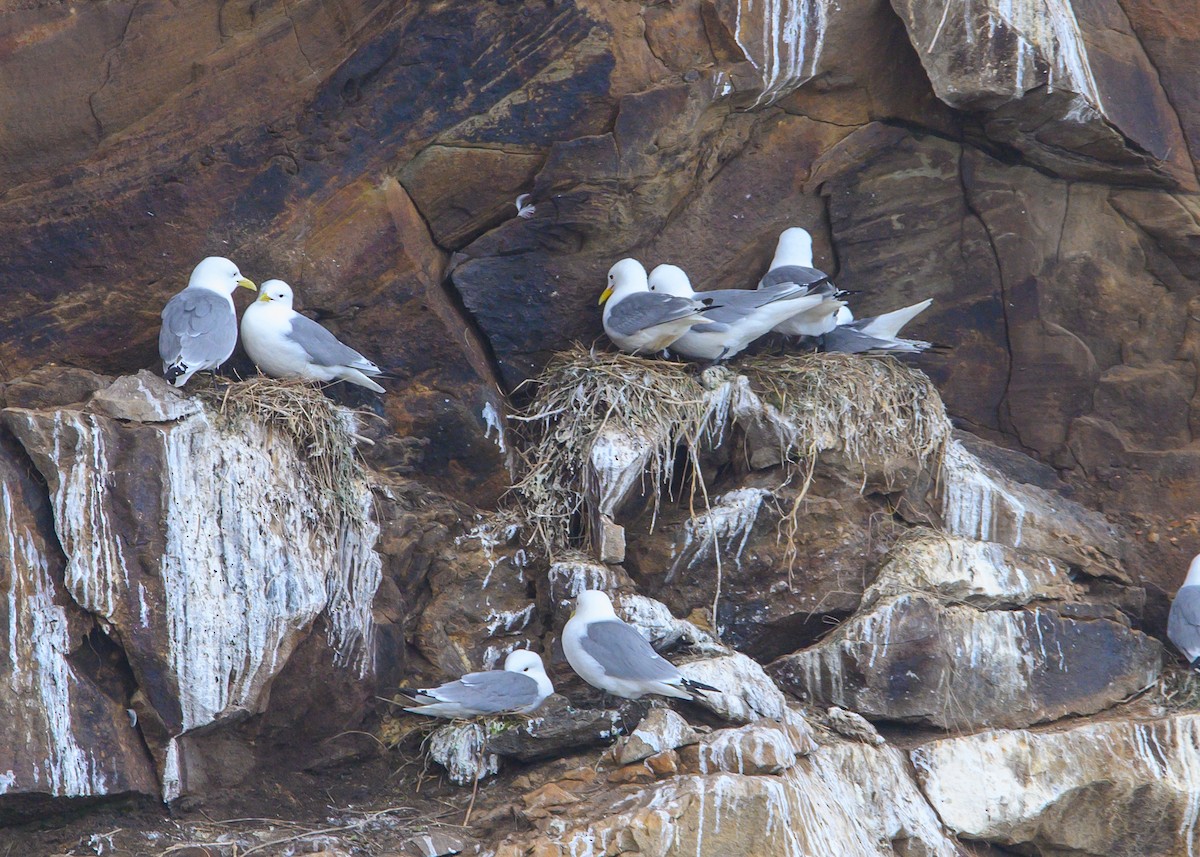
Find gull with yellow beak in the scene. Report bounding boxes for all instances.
[159,256,257,387]
[600,258,713,355]
[240,279,385,392]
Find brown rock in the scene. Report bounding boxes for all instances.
[769,592,1163,730]
[607,762,656,785]
[522,782,581,812]
[1,367,114,411]
[890,0,1196,188]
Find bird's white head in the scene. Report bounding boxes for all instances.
[600,258,649,306]
[771,227,814,269]
[504,648,554,701]
[254,279,295,309]
[190,256,257,295]
[573,589,619,621]
[504,649,544,673]
[647,264,694,298]
[1185,554,1200,587]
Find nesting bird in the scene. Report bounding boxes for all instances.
[562,590,719,701]
[397,649,554,719]
[159,256,257,387]
[240,279,386,393]
[759,227,847,338]
[647,263,824,362]
[600,259,713,355]
[1168,554,1200,671]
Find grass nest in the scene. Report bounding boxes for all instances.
[1148,666,1200,711]
[507,346,720,553]
[506,347,951,559]
[200,377,369,529]
[738,351,949,471]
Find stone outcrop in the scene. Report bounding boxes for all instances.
[1,373,382,801]
[913,715,1200,856]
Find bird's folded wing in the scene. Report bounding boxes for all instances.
[287,314,379,371]
[583,621,679,682]
[606,294,703,337]
[159,290,236,363]
[758,265,830,290]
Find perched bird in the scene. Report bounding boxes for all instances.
[240,279,386,393]
[562,590,720,701]
[820,299,936,354]
[758,227,846,337]
[647,264,824,362]
[1168,554,1200,670]
[397,650,554,719]
[600,259,712,355]
[159,256,257,387]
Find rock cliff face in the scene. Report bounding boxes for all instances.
[4,0,1200,854]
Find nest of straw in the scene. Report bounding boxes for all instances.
[200,377,369,529]
[739,352,949,469]
[506,347,951,557]
[507,346,721,553]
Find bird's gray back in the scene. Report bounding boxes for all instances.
[159,289,237,364]
[429,670,539,713]
[607,293,701,336]
[288,314,375,369]
[696,286,801,323]
[583,621,679,682]
[1169,586,1200,657]
[759,265,830,290]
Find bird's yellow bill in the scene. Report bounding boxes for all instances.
[237,277,257,292]
[257,292,273,302]
[598,285,614,305]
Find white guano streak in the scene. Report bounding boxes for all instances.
[733,0,831,108]
[2,483,104,796]
[977,0,1103,109]
[159,413,381,733]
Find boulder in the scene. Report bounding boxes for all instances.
[890,0,1195,188]
[913,714,1200,856]
[769,592,1162,730]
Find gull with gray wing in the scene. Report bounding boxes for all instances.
[600,258,713,356]
[562,590,719,701]
[397,649,554,719]
[759,227,847,337]
[240,279,386,392]
[158,256,257,387]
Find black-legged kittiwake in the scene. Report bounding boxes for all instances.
[562,590,720,701]
[240,279,386,393]
[647,264,823,362]
[1169,554,1200,671]
[758,227,847,337]
[600,259,712,356]
[820,299,936,354]
[158,256,257,387]
[397,649,554,719]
